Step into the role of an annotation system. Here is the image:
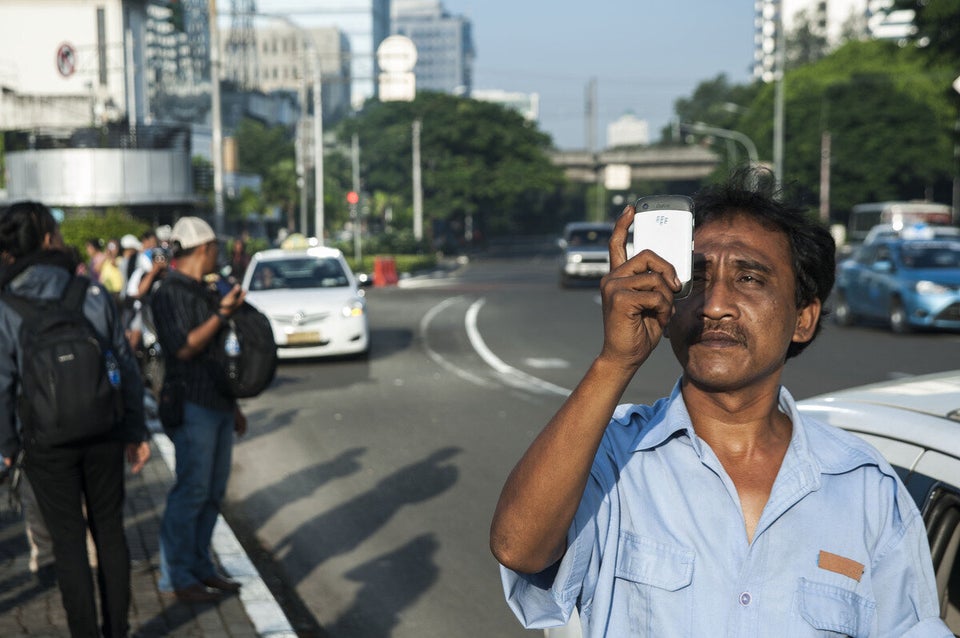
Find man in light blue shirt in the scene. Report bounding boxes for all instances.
[490,170,951,637]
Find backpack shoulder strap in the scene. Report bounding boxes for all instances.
[0,291,39,323]
[62,275,90,312]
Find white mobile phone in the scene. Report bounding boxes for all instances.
[631,195,694,297]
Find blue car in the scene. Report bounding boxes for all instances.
[834,238,960,333]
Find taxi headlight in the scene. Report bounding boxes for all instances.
[915,280,950,295]
[342,299,365,317]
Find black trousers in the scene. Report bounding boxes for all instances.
[24,438,130,638]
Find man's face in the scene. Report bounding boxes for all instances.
[667,213,819,393]
[202,240,220,274]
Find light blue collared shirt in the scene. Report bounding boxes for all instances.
[500,382,951,637]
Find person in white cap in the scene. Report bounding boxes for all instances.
[150,216,248,603]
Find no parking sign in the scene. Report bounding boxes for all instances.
[56,43,76,78]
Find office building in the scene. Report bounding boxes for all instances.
[472,90,539,123]
[753,0,915,82]
[241,25,351,124]
[268,0,391,109]
[392,0,474,95]
[607,113,650,149]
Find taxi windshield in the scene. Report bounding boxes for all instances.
[251,257,349,290]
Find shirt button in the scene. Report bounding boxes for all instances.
[739,592,752,606]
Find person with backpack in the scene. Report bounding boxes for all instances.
[0,201,150,638]
[150,216,248,603]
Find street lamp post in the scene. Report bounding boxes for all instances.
[684,122,759,166]
[246,12,325,242]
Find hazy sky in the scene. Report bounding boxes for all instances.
[443,1,757,149]
[254,1,758,150]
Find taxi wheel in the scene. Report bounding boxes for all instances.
[888,298,911,334]
[833,292,855,327]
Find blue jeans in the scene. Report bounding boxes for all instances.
[158,401,234,591]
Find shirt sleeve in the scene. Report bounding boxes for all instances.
[870,487,952,637]
[499,448,615,630]
[103,289,147,442]
[0,305,20,458]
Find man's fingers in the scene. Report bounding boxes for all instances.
[609,205,636,271]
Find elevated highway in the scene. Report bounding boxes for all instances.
[550,145,719,184]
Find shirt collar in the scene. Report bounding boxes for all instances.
[621,381,818,469]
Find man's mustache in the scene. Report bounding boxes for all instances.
[683,321,748,347]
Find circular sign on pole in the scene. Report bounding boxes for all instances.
[56,43,76,78]
[377,35,417,73]
[346,191,359,205]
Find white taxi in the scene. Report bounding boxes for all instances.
[241,247,369,359]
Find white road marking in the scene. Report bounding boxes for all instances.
[420,297,500,389]
[465,298,571,397]
[525,358,570,369]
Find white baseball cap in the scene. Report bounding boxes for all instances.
[120,234,142,250]
[171,217,216,250]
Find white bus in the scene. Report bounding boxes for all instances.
[847,200,954,244]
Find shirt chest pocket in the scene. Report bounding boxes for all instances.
[794,578,876,638]
[613,532,695,634]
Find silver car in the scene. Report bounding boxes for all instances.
[558,222,614,288]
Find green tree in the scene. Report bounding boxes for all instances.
[337,92,565,241]
[664,74,763,178]
[894,0,960,67]
[738,40,955,216]
[263,158,298,231]
[234,118,295,175]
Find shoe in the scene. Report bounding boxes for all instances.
[201,575,241,593]
[173,584,221,603]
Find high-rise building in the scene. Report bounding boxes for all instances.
[248,25,352,123]
[392,0,474,95]
[275,0,391,109]
[753,0,915,82]
[472,90,539,122]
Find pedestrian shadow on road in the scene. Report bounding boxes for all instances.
[325,533,440,636]
[272,446,461,587]
[227,447,366,530]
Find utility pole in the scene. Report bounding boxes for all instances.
[352,133,361,261]
[819,130,831,223]
[208,0,225,235]
[773,3,786,188]
[412,119,423,241]
[312,51,324,244]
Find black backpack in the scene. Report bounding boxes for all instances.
[2,276,123,447]
[161,277,277,399]
[209,301,277,399]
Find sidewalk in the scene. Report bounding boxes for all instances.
[0,430,296,637]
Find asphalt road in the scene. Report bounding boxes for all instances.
[223,254,960,638]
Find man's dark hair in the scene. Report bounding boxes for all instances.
[691,167,835,359]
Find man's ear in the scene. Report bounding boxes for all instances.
[793,298,822,344]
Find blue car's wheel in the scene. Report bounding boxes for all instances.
[833,291,855,327]
[888,298,911,334]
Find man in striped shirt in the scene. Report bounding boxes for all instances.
[151,217,249,604]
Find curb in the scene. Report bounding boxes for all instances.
[151,429,297,637]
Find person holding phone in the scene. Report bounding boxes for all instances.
[490,168,950,637]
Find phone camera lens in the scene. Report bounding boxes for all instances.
[641,203,649,210]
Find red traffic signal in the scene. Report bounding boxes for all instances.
[346,191,359,205]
